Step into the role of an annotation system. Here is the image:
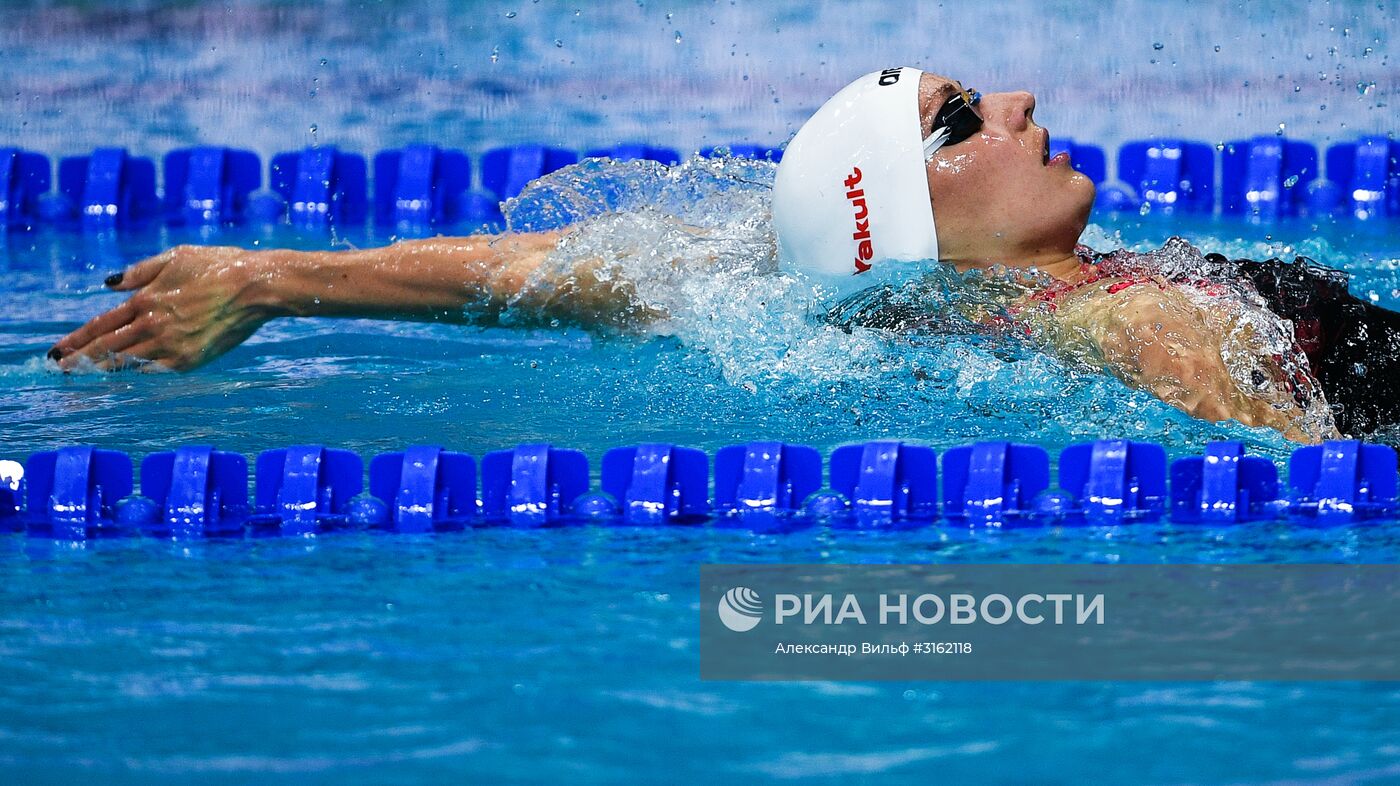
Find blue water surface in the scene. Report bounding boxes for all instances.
[4,524,1400,785]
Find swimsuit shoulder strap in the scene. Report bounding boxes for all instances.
[1029,246,1157,305]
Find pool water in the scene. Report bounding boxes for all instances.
[4,187,1400,786]
[4,1,1400,783]
[5,526,1400,784]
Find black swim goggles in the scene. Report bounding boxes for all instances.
[922,87,983,158]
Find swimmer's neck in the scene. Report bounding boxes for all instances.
[948,248,1085,283]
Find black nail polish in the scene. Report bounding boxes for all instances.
[47,347,64,361]
[104,272,124,287]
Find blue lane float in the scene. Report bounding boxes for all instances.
[0,148,52,230]
[4,135,1399,233]
[125,446,250,537]
[372,144,473,232]
[0,459,21,529]
[1116,139,1216,215]
[1051,440,1168,523]
[23,445,133,539]
[253,445,363,535]
[1169,441,1282,523]
[1288,440,1398,521]
[368,445,478,532]
[713,441,821,516]
[827,441,939,524]
[266,146,368,228]
[480,144,579,203]
[1221,136,1318,221]
[5,438,1400,539]
[601,443,710,524]
[162,146,261,226]
[480,443,588,526]
[941,441,1049,524]
[55,147,160,231]
[1325,136,1400,220]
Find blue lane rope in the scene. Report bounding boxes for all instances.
[1,136,1397,233]
[1,438,1396,539]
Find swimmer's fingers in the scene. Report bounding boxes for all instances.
[107,247,178,291]
[48,300,138,366]
[94,340,171,372]
[60,318,153,372]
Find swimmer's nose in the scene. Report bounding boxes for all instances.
[1010,91,1036,129]
[980,90,1037,131]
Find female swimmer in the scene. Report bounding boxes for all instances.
[46,68,1400,443]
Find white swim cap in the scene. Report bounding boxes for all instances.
[773,67,938,292]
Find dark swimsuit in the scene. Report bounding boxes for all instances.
[1216,253,1400,436]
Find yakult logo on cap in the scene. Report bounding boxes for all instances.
[845,167,873,272]
[770,66,939,291]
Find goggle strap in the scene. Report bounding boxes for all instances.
[923,126,950,160]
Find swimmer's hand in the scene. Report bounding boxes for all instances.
[48,245,280,371]
[46,230,645,371]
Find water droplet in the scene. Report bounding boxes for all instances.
[505,10,516,17]
[1285,175,1299,188]
[309,123,318,134]
[1214,45,1221,52]
[1152,41,1164,50]
[490,46,499,63]
[319,57,328,66]
[554,38,564,47]
[674,31,682,43]
[1357,80,1376,96]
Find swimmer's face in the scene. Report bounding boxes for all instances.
[917,72,1095,267]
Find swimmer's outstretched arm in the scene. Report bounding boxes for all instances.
[48,231,639,371]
